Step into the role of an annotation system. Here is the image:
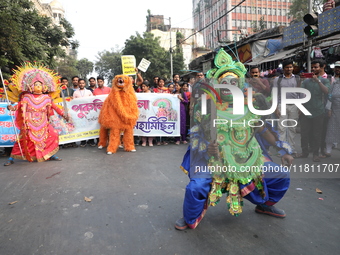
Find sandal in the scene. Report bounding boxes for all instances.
[295,153,309,158]
[50,155,62,161]
[4,160,14,166]
[313,155,320,162]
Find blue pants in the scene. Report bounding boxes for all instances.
[183,161,290,226]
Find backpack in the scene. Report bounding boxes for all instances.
[277,74,301,98]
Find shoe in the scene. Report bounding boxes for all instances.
[175,218,188,230]
[320,153,331,158]
[119,145,124,149]
[183,141,188,144]
[142,143,146,147]
[49,155,62,161]
[79,143,86,147]
[149,143,153,147]
[175,141,180,145]
[89,143,96,147]
[163,142,168,145]
[313,155,321,162]
[295,153,308,158]
[4,160,14,166]
[157,142,161,146]
[72,143,78,148]
[255,204,286,218]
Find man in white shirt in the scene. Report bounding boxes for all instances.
[73,79,94,147]
[73,79,93,98]
[273,59,300,157]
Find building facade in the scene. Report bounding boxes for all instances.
[193,0,292,49]
[31,0,72,55]
[31,0,65,25]
[148,14,206,69]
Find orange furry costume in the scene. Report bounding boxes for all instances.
[98,75,139,154]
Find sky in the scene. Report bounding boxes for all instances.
[56,0,194,64]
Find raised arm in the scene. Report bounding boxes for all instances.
[135,68,144,86]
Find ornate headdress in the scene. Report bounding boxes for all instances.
[11,62,60,93]
[0,62,62,104]
[206,48,247,89]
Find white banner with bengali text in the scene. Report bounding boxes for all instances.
[0,93,180,147]
[134,93,180,137]
[0,103,19,147]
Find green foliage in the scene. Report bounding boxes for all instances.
[56,55,79,79]
[0,0,75,75]
[95,46,123,84]
[176,31,184,45]
[146,9,152,32]
[122,32,184,81]
[288,0,324,21]
[76,58,94,80]
[252,16,267,33]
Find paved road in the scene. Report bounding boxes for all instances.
[0,138,339,255]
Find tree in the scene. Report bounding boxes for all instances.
[122,32,184,81]
[288,0,324,22]
[76,58,93,80]
[56,55,79,79]
[95,46,123,84]
[0,0,75,75]
[172,32,185,75]
[252,16,267,33]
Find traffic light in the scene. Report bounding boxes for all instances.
[303,13,318,38]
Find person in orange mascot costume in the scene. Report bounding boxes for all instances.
[98,75,139,154]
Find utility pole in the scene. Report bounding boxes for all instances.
[307,0,312,72]
[169,17,173,80]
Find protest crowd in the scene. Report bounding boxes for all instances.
[0,49,339,233]
[1,59,340,164]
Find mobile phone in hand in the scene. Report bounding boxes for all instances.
[301,73,314,78]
